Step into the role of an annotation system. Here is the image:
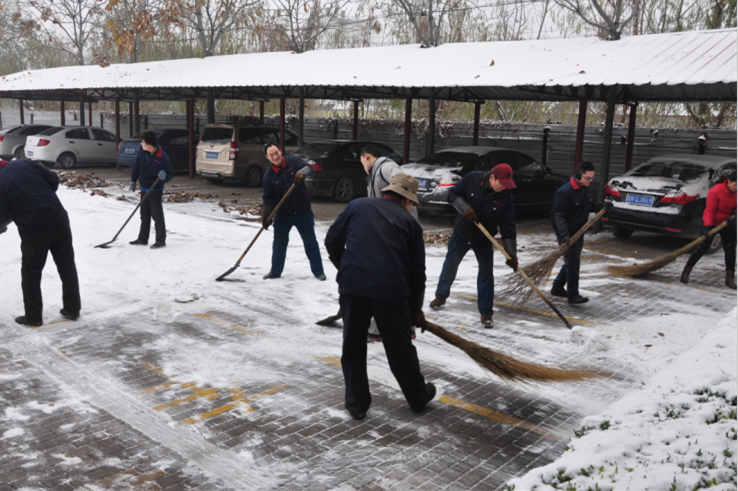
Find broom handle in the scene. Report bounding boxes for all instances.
[566,208,608,249]
[475,222,573,329]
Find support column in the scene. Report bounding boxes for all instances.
[188,97,195,179]
[352,101,359,141]
[79,97,85,126]
[129,102,133,136]
[279,97,286,154]
[598,87,618,201]
[403,98,412,165]
[472,100,482,146]
[298,90,305,147]
[60,99,66,126]
[115,99,121,170]
[542,126,551,168]
[88,102,93,128]
[133,91,140,134]
[427,89,436,156]
[259,101,265,124]
[625,103,637,172]
[574,99,587,172]
[207,90,215,124]
[19,99,24,124]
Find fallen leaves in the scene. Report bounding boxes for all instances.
[165,191,218,203]
[59,171,111,189]
[424,232,451,247]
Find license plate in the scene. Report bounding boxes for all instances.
[206,152,218,159]
[26,151,33,157]
[626,193,654,206]
[124,147,136,154]
[416,178,427,188]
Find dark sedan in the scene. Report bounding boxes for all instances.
[292,140,403,203]
[117,129,199,172]
[402,146,567,213]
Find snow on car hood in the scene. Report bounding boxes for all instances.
[401,163,462,180]
[608,175,707,196]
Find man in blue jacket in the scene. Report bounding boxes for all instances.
[129,131,173,249]
[429,164,518,329]
[550,160,611,304]
[325,173,435,420]
[0,159,81,326]
[261,143,325,280]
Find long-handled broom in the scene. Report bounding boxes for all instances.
[497,208,607,302]
[215,183,297,281]
[423,320,601,382]
[474,222,572,329]
[607,215,735,277]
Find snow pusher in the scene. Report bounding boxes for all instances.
[95,177,161,249]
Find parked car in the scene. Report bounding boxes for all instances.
[196,124,299,187]
[25,126,118,168]
[602,154,737,251]
[292,140,403,203]
[118,129,200,172]
[402,146,567,212]
[0,124,53,160]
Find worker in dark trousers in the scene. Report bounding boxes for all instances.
[550,160,612,304]
[680,172,737,289]
[429,164,518,329]
[262,143,325,281]
[325,173,435,420]
[129,131,173,249]
[0,159,81,326]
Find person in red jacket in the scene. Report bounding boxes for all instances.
[680,172,737,289]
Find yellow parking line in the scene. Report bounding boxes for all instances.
[315,355,342,366]
[192,313,256,335]
[438,394,562,440]
[451,293,596,325]
[153,386,220,411]
[182,384,287,424]
[136,382,175,396]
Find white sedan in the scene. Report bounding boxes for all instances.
[25,126,118,168]
[0,124,53,160]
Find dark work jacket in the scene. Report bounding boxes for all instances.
[262,155,314,216]
[324,197,426,312]
[448,171,516,251]
[0,159,67,241]
[551,177,602,240]
[131,146,173,191]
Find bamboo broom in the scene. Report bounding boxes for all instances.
[607,215,735,277]
[423,320,602,382]
[497,208,608,302]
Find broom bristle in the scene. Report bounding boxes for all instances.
[607,235,708,277]
[497,243,567,301]
[425,321,602,382]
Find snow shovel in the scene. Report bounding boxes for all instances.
[215,183,297,282]
[95,177,161,249]
[316,308,342,327]
[474,221,572,329]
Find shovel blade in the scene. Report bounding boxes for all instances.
[94,241,115,249]
[215,265,239,282]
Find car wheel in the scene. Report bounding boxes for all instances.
[333,177,356,203]
[206,177,224,185]
[612,227,634,240]
[244,166,263,188]
[57,152,77,169]
[706,233,722,255]
[13,147,25,160]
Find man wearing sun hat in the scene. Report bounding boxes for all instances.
[324,173,435,421]
[428,164,518,329]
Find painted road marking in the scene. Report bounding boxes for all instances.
[183,384,287,425]
[314,356,561,440]
[452,292,596,325]
[154,386,221,411]
[192,313,256,335]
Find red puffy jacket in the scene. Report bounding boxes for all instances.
[703,180,737,226]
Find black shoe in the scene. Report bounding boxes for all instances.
[150,242,166,249]
[15,316,42,327]
[367,333,382,342]
[412,383,437,413]
[129,239,147,245]
[263,272,280,280]
[568,295,589,304]
[550,287,568,298]
[315,274,327,281]
[60,309,79,320]
[347,407,367,421]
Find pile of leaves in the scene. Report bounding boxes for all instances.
[217,200,262,218]
[165,191,219,203]
[59,172,111,189]
[89,189,112,198]
[424,232,451,247]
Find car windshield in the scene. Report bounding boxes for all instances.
[294,143,340,157]
[629,161,707,182]
[418,152,480,167]
[39,126,64,136]
[200,127,234,144]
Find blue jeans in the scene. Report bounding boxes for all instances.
[552,236,584,298]
[434,233,495,316]
[269,210,324,277]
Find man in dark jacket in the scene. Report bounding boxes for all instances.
[0,159,81,326]
[550,160,610,304]
[325,173,435,420]
[262,143,325,280]
[429,164,518,329]
[129,131,173,249]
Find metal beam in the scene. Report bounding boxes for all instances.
[403,98,412,165]
[598,86,618,201]
[115,99,120,170]
[574,100,587,172]
[625,103,637,172]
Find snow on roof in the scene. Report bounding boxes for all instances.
[1,29,735,103]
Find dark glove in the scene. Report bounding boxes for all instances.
[262,205,275,229]
[561,234,570,247]
[505,256,518,272]
[728,214,736,225]
[157,170,167,181]
[294,173,306,185]
[603,201,614,212]
[129,181,136,192]
[411,311,427,332]
[701,225,715,236]
[0,225,7,235]
[462,208,478,223]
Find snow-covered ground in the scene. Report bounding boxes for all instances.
[1,178,736,489]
